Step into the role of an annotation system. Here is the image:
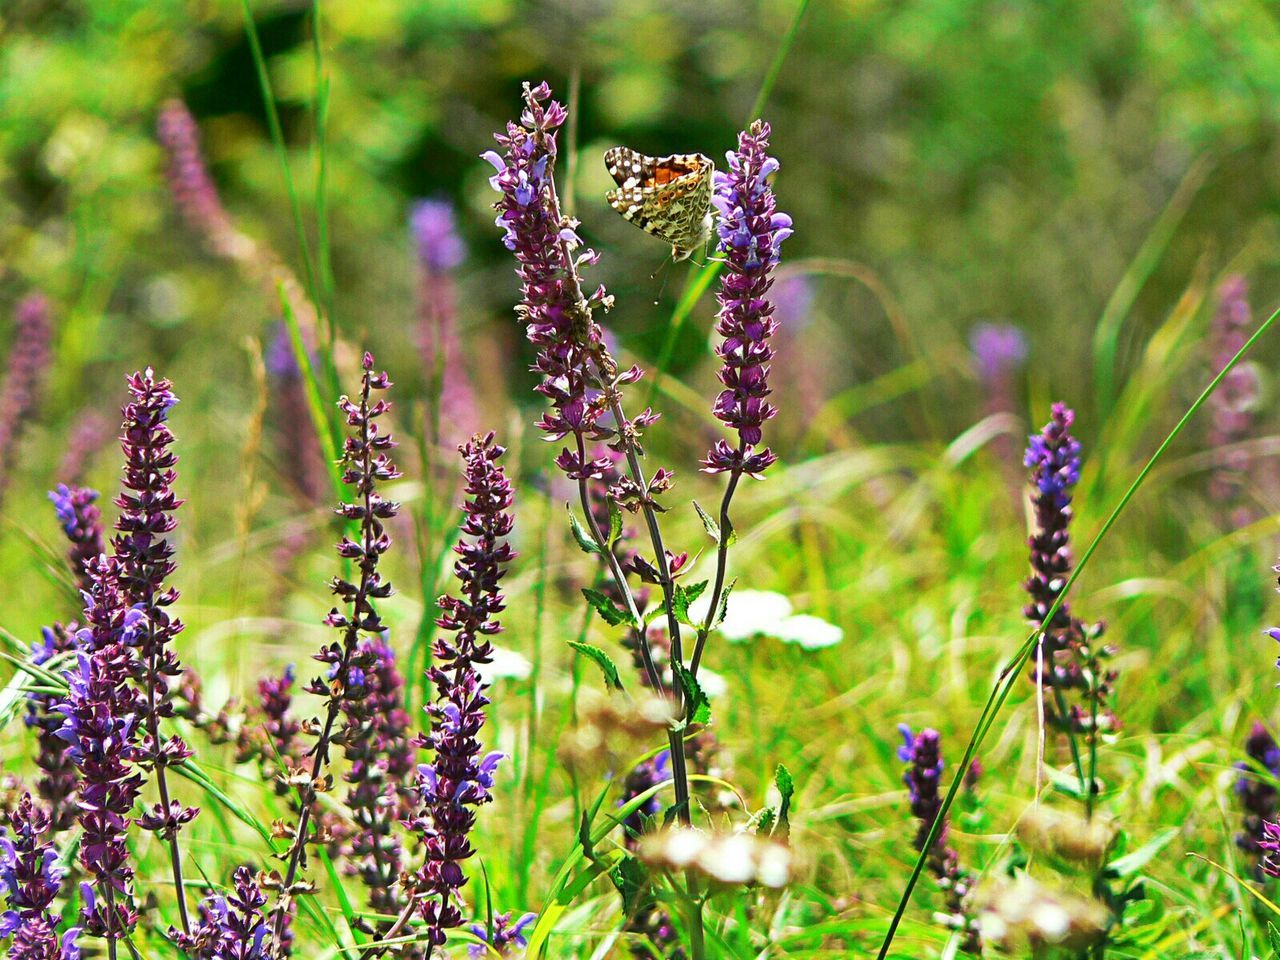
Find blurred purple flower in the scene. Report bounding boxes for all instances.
[411,199,466,273]
[25,623,79,832]
[412,433,514,944]
[157,100,246,259]
[1207,275,1262,522]
[969,322,1028,384]
[468,911,536,958]
[703,120,792,479]
[57,411,113,487]
[266,324,328,508]
[0,294,53,507]
[1237,721,1280,875]
[411,199,477,448]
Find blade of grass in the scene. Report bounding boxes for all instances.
[1091,152,1214,417]
[876,299,1280,959]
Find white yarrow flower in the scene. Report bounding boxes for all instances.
[478,645,533,682]
[773,614,844,650]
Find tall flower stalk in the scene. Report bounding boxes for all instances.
[1023,403,1116,814]
[691,118,791,680]
[58,557,146,958]
[1236,721,1280,877]
[1206,275,1262,525]
[0,293,53,508]
[897,726,981,954]
[50,484,106,595]
[269,354,400,950]
[112,369,197,933]
[409,432,513,946]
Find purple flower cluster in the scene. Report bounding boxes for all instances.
[173,866,270,960]
[112,370,197,847]
[26,624,80,832]
[703,120,792,479]
[468,911,536,958]
[1206,275,1262,522]
[338,634,414,915]
[266,325,328,509]
[49,484,105,595]
[0,294,53,506]
[970,322,1028,387]
[1023,404,1117,736]
[57,557,146,943]
[483,82,625,480]
[156,100,243,259]
[0,794,79,960]
[1236,722,1280,874]
[898,726,980,954]
[411,198,477,447]
[412,432,514,944]
[271,354,400,946]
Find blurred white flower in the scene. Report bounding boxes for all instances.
[688,589,793,643]
[773,614,843,650]
[640,827,792,888]
[478,646,533,682]
[698,667,728,698]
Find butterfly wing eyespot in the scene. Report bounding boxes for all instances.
[603,147,714,258]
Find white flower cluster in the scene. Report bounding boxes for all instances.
[689,589,843,649]
[639,827,792,888]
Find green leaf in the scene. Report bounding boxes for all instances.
[711,578,737,630]
[672,663,711,727]
[609,854,649,915]
[567,641,625,691]
[607,497,624,548]
[673,580,709,626]
[693,500,721,543]
[1104,828,1177,879]
[773,763,795,840]
[568,508,603,556]
[1267,920,1280,956]
[580,588,633,628]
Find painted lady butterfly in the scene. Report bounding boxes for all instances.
[604,147,714,262]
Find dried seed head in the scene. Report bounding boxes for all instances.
[1014,806,1118,871]
[976,873,1109,955]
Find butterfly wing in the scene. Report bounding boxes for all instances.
[605,148,714,260]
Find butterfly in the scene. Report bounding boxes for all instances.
[604,147,714,262]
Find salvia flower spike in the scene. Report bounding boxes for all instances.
[703,119,792,479]
[0,793,79,960]
[270,353,400,948]
[0,294,53,507]
[410,432,514,945]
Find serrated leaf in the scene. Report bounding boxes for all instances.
[607,497,624,548]
[673,580,709,626]
[672,663,711,727]
[581,588,634,628]
[1104,827,1177,879]
[662,801,688,828]
[693,500,721,543]
[568,508,603,556]
[567,641,625,691]
[773,762,795,840]
[1268,920,1280,956]
[712,578,737,630]
[609,854,649,914]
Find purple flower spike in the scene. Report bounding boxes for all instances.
[703,120,791,479]
[899,726,981,954]
[468,911,537,958]
[411,432,515,945]
[1236,722,1280,876]
[411,199,466,273]
[0,794,77,960]
[1207,275,1262,522]
[970,322,1028,383]
[112,370,199,852]
[338,634,414,915]
[156,99,247,259]
[59,557,145,942]
[26,624,80,831]
[411,198,477,447]
[49,484,105,594]
[172,866,270,960]
[0,294,53,507]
